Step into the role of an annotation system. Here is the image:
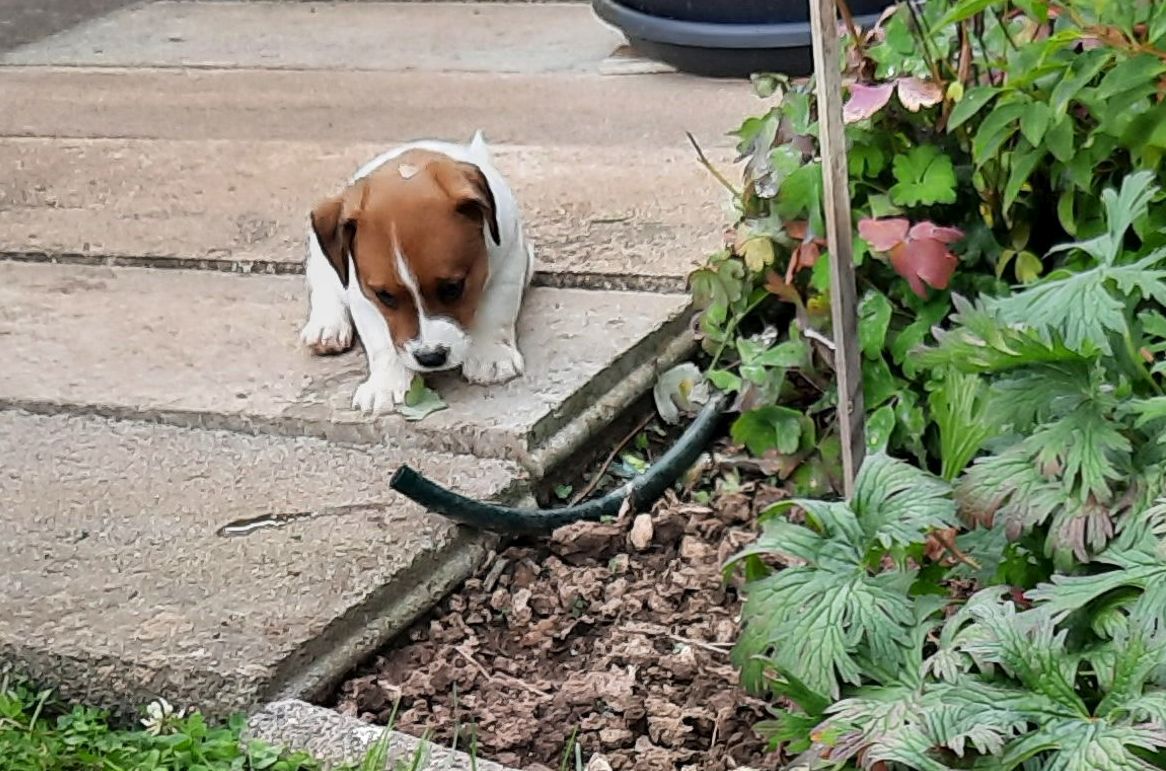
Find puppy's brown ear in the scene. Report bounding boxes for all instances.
[438,162,501,246]
[310,182,365,286]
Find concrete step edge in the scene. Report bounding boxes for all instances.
[246,699,519,771]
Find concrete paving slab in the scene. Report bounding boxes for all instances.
[0,262,690,467]
[1,2,624,73]
[0,0,138,54]
[0,67,755,150]
[0,409,521,718]
[247,700,514,771]
[0,137,735,281]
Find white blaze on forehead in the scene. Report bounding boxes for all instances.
[391,226,470,366]
[392,227,426,315]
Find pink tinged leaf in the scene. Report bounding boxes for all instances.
[896,77,944,112]
[857,217,910,252]
[786,219,810,240]
[843,82,895,123]
[794,241,822,268]
[890,238,958,298]
[909,221,964,244]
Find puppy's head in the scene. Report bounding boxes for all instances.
[311,150,500,372]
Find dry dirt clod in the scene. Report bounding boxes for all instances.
[587,754,615,771]
[628,513,654,551]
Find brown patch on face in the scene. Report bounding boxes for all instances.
[309,150,496,351]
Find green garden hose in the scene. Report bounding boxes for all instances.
[390,393,728,535]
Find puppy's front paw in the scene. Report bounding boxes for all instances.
[300,310,353,356]
[352,368,412,414]
[463,340,524,385]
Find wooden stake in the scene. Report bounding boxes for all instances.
[809,0,865,496]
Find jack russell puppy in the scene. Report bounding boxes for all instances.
[299,132,534,414]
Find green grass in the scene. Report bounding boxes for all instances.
[0,676,435,771]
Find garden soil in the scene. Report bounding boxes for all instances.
[331,455,785,770]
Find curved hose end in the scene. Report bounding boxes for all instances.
[390,465,419,495]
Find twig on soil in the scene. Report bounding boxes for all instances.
[569,412,655,505]
[454,646,494,681]
[454,646,552,700]
[482,556,510,593]
[623,623,733,657]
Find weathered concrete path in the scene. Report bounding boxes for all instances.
[0,0,753,720]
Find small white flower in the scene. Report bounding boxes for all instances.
[141,697,187,735]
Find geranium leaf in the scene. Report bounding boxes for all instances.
[844,82,895,123]
[858,217,910,252]
[890,236,959,298]
[897,76,944,112]
[890,146,958,207]
[730,405,804,456]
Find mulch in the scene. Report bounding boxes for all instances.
[331,452,787,771]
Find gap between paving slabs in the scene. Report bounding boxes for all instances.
[0,262,695,474]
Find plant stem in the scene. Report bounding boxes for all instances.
[904,0,947,82]
[686,131,741,198]
[709,293,769,371]
[991,5,1020,52]
[835,0,867,61]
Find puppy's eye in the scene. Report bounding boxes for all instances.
[437,278,465,303]
[376,290,398,309]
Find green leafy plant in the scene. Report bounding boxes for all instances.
[0,679,445,771]
[732,456,1166,769]
[690,0,1166,492]
[921,172,1166,568]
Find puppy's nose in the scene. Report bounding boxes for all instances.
[414,347,449,368]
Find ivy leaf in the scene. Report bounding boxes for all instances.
[755,338,811,368]
[844,82,895,123]
[778,162,825,236]
[865,404,896,454]
[396,376,448,421]
[890,146,958,207]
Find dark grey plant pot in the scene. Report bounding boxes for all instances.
[592,0,897,78]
